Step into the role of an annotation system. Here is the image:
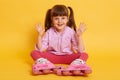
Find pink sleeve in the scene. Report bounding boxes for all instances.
[35,31,49,52]
[71,31,79,51]
[40,31,49,52]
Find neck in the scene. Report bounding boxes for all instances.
[54,28,65,35]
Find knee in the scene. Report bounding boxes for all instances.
[83,52,89,58]
[30,50,40,57]
[80,52,89,61]
[81,52,88,56]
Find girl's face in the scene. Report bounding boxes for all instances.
[52,16,68,32]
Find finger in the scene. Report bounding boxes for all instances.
[38,23,42,27]
[36,23,43,31]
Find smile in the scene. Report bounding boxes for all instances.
[57,24,64,26]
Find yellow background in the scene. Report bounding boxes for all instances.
[0,0,120,80]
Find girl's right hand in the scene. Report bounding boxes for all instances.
[35,23,44,36]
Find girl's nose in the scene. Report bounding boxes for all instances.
[58,19,62,23]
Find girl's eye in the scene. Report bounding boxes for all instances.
[62,17,65,19]
[54,18,59,20]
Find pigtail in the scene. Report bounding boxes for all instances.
[45,9,51,32]
[68,7,76,32]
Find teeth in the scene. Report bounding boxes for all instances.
[58,24,62,26]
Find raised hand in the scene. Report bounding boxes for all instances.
[35,23,44,36]
[77,23,86,37]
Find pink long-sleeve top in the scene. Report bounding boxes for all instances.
[37,26,79,55]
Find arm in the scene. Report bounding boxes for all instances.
[36,23,46,51]
[36,34,42,50]
[71,34,85,53]
[77,23,86,53]
[36,23,43,50]
[78,36,85,53]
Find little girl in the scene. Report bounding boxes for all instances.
[31,5,92,76]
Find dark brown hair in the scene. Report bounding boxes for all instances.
[45,5,76,32]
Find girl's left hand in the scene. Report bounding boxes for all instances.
[76,23,86,37]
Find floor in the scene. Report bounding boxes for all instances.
[0,50,120,80]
